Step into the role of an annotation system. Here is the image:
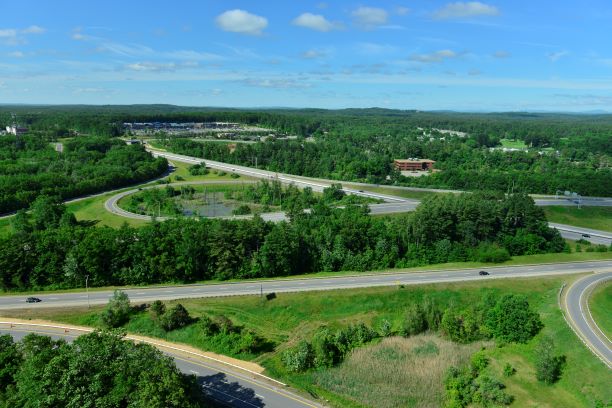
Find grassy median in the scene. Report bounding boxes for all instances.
[588,281,611,339]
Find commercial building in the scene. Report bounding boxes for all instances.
[5,125,28,135]
[393,159,435,172]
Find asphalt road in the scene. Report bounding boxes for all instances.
[104,184,611,245]
[563,272,612,367]
[0,324,319,408]
[1,260,611,310]
[148,148,612,209]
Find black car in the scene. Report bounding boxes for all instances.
[582,233,591,238]
[26,297,42,303]
[479,271,489,276]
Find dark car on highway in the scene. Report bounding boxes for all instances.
[479,271,489,276]
[582,233,591,238]
[26,297,42,303]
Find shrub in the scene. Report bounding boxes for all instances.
[475,244,511,263]
[312,327,338,368]
[150,300,166,321]
[535,336,566,384]
[100,290,131,329]
[160,304,192,331]
[441,307,483,343]
[485,294,542,343]
[402,304,428,337]
[470,351,489,374]
[472,375,514,406]
[503,363,516,377]
[199,315,218,336]
[379,319,392,337]
[214,315,235,334]
[282,341,313,372]
[232,204,251,215]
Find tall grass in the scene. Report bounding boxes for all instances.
[315,335,486,408]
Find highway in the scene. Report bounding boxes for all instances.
[104,184,611,245]
[0,323,319,408]
[147,148,612,208]
[1,260,610,310]
[562,272,612,367]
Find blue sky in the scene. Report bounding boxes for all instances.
[1,0,612,111]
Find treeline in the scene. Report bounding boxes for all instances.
[0,332,210,407]
[160,134,612,196]
[0,135,168,214]
[0,192,565,291]
[283,293,542,373]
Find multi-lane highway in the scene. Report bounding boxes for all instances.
[562,272,612,367]
[0,323,319,408]
[1,260,610,310]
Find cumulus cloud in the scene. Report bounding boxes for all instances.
[292,12,340,32]
[356,42,397,55]
[123,61,199,73]
[433,2,499,19]
[8,51,24,58]
[216,9,268,36]
[301,49,326,59]
[240,78,310,89]
[351,6,388,29]
[21,25,45,34]
[0,25,45,45]
[409,49,459,63]
[493,50,510,58]
[395,7,410,16]
[547,50,569,62]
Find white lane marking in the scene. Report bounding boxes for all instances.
[164,290,174,293]
[298,282,305,285]
[246,286,257,288]
[271,284,280,287]
[190,370,199,374]
[256,394,265,399]
[79,295,88,298]
[441,275,449,277]
[136,292,145,295]
[49,297,58,300]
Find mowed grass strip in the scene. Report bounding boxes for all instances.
[588,281,611,339]
[544,206,612,232]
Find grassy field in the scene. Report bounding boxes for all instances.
[500,138,528,149]
[314,335,487,408]
[588,281,611,339]
[343,184,441,200]
[544,206,612,232]
[3,275,610,407]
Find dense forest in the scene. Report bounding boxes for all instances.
[0,192,566,291]
[2,105,610,195]
[0,136,167,214]
[0,331,210,407]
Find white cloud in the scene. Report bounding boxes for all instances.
[301,49,326,59]
[241,78,310,89]
[216,9,268,36]
[433,2,499,19]
[292,13,340,32]
[409,49,459,63]
[356,42,397,55]
[468,68,482,76]
[351,7,388,29]
[547,50,569,62]
[0,26,45,45]
[395,7,410,16]
[124,61,199,73]
[8,51,24,58]
[493,50,510,58]
[21,25,45,34]
[72,32,87,40]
